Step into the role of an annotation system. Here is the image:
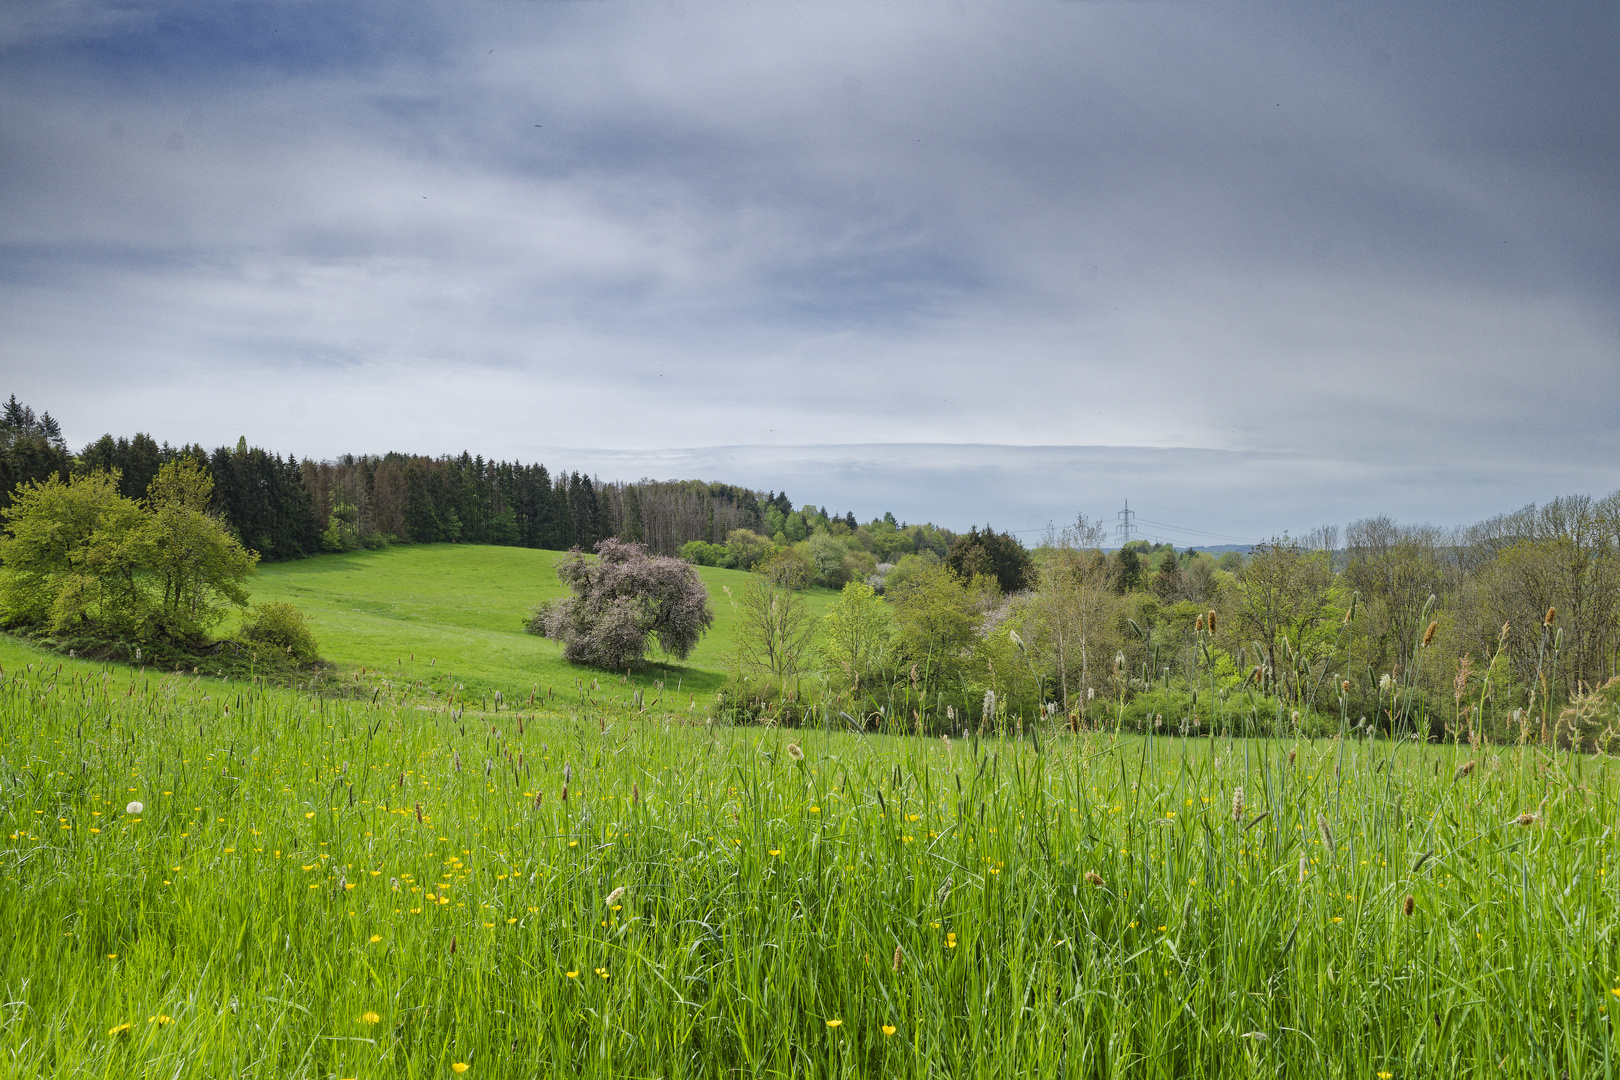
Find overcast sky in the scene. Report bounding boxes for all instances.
[2,1,1615,544]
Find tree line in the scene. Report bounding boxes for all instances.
[721,500,1620,749]
[0,396,959,565]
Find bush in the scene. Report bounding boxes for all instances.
[679,540,735,568]
[239,602,320,663]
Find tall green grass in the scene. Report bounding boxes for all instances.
[2,640,1617,1077]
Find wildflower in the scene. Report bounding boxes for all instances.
[946,932,957,949]
[305,811,315,819]
[452,1065,469,1074]
[826,1019,842,1028]
[1378,1073,1392,1079]
[360,1011,380,1025]
[149,1015,171,1025]
[882,1024,897,1036]
[785,742,804,762]
[369,934,382,943]
[566,971,578,978]
[125,801,143,815]
[769,849,781,856]
[109,1022,133,1038]
[604,886,626,907]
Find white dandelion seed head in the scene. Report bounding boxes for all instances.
[125,801,143,815]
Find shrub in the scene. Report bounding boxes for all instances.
[239,601,319,663]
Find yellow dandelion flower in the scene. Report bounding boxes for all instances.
[507,917,518,924]
[769,849,781,856]
[826,1018,842,1028]
[305,812,315,819]
[1377,1073,1392,1079]
[149,1015,171,1025]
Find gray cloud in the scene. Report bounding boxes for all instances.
[2,1,1615,538]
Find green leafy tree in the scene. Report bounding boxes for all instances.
[820,580,891,689]
[239,601,319,663]
[142,460,259,641]
[946,525,1033,595]
[0,471,147,635]
[758,547,814,590]
[887,562,977,691]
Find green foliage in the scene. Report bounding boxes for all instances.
[678,540,735,568]
[239,600,320,663]
[0,462,255,644]
[757,547,814,591]
[946,525,1033,595]
[820,580,891,690]
[803,532,851,588]
[725,528,775,571]
[886,561,976,691]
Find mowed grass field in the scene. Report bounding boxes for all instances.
[239,544,840,705]
[4,630,1620,1078]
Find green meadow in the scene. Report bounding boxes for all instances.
[3,626,1619,1078]
[240,544,840,705]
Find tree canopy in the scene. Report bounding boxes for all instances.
[529,539,713,670]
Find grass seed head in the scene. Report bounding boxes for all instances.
[1402,895,1415,917]
[1422,620,1438,647]
[1084,871,1105,888]
[892,944,904,972]
[1298,856,1308,882]
[1453,760,1476,781]
[785,742,804,762]
[1206,610,1217,633]
[604,886,626,907]
[1316,813,1334,852]
[1231,786,1244,822]
[1544,606,1556,626]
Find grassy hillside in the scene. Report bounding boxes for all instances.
[240,544,840,704]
